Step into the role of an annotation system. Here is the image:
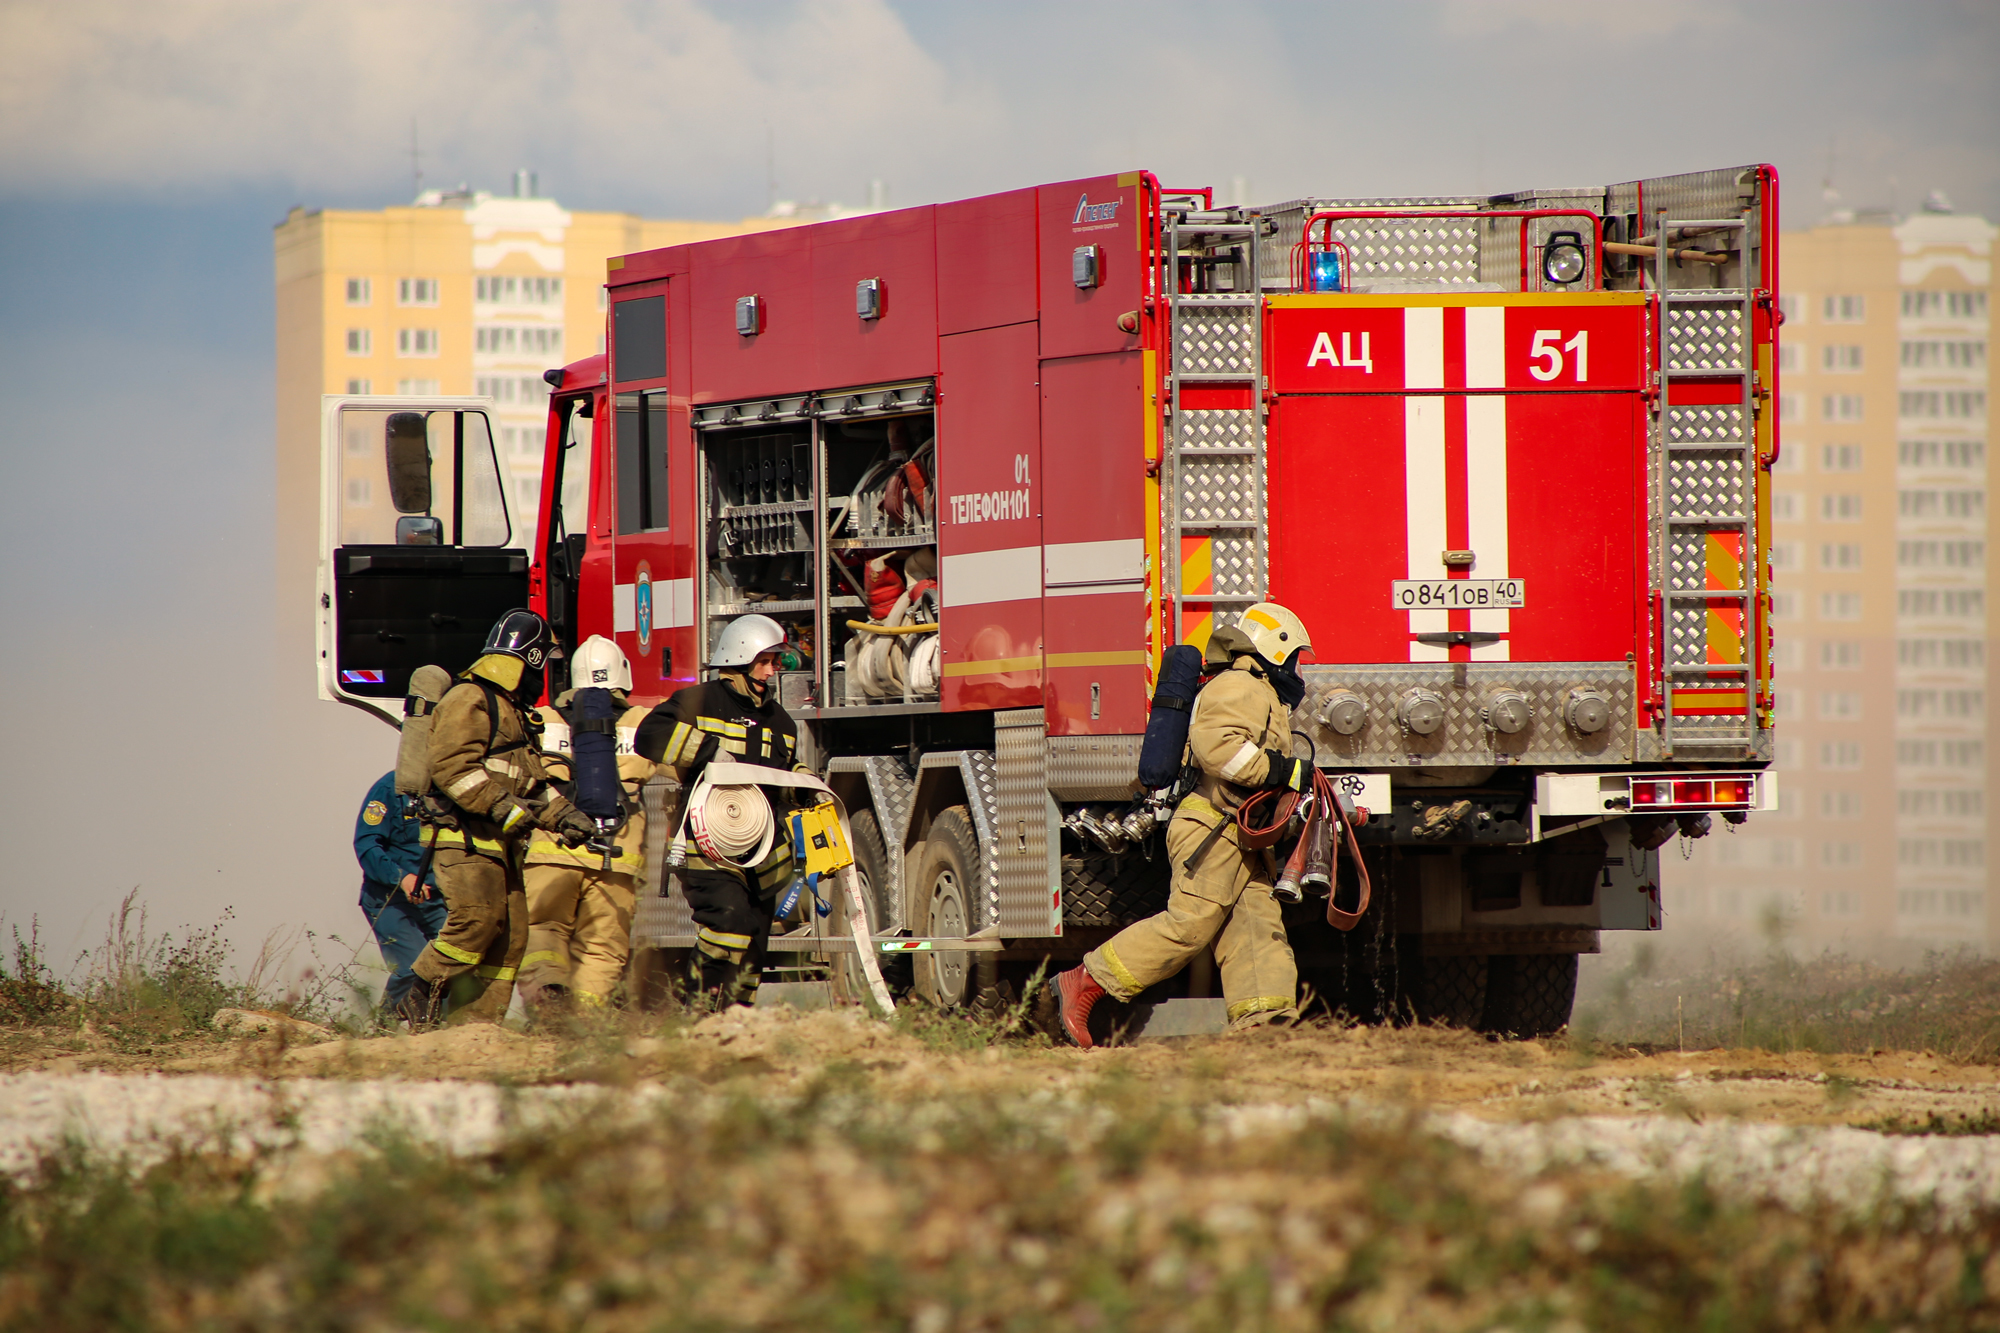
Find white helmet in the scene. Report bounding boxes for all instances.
[570,634,632,691]
[1205,601,1313,667]
[710,613,788,668]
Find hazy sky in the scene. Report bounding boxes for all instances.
[1,0,1995,978]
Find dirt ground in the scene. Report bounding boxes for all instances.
[5,1005,1996,1131]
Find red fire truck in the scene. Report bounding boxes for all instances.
[319,163,1780,1034]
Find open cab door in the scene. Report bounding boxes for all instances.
[317,394,529,726]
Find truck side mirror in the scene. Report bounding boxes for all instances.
[385,412,433,514]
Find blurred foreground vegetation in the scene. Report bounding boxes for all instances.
[2,1067,1997,1332]
[1577,939,2000,1062]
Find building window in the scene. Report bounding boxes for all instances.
[1822,295,1865,323]
[1818,691,1862,720]
[397,278,439,306]
[1819,740,1863,770]
[396,378,441,394]
[345,328,372,356]
[344,477,372,506]
[1899,439,1986,469]
[475,325,565,355]
[1819,640,1861,669]
[345,278,371,306]
[1778,393,1804,424]
[1821,890,1859,917]
[1820,493,1863,522]
[1779,293,1804,324]
[1822,394,1864,421]
[1772,638,1802,671]
[475,275,564,305]
[397,329,440,358]
[1820,444,1862,472]
[1820,842,1862,867]
[1897,638,1987,669]
[1821,790,1862,818]
[1772,491,1802,522]
[1767,541,1799,571]
[1897,488,1985,520]
[1818,543,1863,570]
[1821,345,1864,373]
[1900,391,1988,419]
[1769,591,1799,620]
[1818,592,1862,621]
[1778,343,1804,374]
[1901,340,1987,371]
[1896,539,1986,568]
[1903,291,1990,320]
[1774,739,1800,769]
[1947,790,1985,817]
[344,377,370,395]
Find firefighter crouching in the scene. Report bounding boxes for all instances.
[1054,603,1316,1047]
[519,636,658,1010]
[401,609,596,1027]
[634,614,805,1009]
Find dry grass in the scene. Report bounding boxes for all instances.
[2,1063,1996,1332]
[1576,939,2000,1062]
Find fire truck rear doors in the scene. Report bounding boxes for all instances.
[1265,295,1648,665]
[317,394,527,724]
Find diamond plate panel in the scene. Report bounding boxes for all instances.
[1667,604,1711,666]
[1667,531,1711,592]
[1299,664,1634,767]
[1048,734,1143,801]
[1178,408,1258,452]
[1204,534,1262,598]
[994,709,1053,936]
[1315,218,1483,288]
[1608,167,1756,226]
[1638,716,1766,761]
[1174,301,1258,377]
[827,755,915,931]
[1177,456,1260,525]
[1667,451,1746,522]
[918,750,1004,930]
[631,775,694,949]
[1258,197,1491,289]
[1666,403,1747,446]
[1663,302,1745,372]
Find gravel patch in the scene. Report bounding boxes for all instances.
[4,1071,1998,1225]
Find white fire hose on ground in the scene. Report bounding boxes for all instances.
[671,761,895,1016]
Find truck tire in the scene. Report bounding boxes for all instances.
[913,806,1009,1017]
[1479,953,1578,1038]
[829,808,907,1004]
[1414,954,1487,1029]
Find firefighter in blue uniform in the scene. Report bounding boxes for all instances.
[352,771,447,1013]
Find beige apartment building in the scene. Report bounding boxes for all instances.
[1680,206,1996,953]
[273,183,814,694]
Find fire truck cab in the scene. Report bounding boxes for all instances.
[318,163,1782,1034]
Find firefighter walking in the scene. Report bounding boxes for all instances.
[1054,603,1316,1047]
[402,609,596,1027]
[519,636,658,1010]
[635,614,804,1009]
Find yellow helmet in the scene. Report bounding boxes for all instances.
[1204,601,1313,667]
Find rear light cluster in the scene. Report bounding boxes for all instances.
[1629,776,1754,809]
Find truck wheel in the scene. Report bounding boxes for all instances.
[1414,955,1487,1029]
[913,806,1009,1017]
[830,808,906,1005]
[1479,953,1578,1039]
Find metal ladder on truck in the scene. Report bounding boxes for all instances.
[1164,208,1268,645]
[1653,212,1762,758]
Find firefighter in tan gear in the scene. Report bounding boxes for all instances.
[634,614,804,1008]
[518,636,658,1009]
[401,609,597,1027]
[1053,603,1315,1047]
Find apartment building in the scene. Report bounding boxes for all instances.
[1681,205,1995,952]
[273,182,813,696]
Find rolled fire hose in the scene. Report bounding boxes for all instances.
[686,784,776,867]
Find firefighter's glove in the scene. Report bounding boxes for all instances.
[497,800,534,836]
[542,799,598,849]
[1259,751,1311,794]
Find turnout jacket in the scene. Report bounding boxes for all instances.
[634,672,802,889]
[526,691,658,872]
[1184,656,1291,823]
[429,672,574,851]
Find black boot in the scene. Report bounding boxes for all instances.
[396,975,445,1031]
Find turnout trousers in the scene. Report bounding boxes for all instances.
[410,848,528,1023]
[1082,810,1298,1027]
[679,868,782,1008]
[519,864,638,1006]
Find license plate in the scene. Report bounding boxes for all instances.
[1391,579,1526,610]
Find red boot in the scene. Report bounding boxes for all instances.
[1054,965,1105,1048]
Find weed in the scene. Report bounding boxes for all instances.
[1857,1109,2000,1137]
[0,922,68,1025]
